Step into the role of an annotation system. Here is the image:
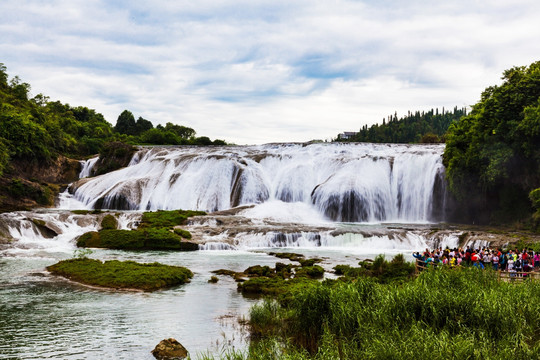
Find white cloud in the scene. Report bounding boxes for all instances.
[1,0,539,144]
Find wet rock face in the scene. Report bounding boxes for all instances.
[151,338,188,359]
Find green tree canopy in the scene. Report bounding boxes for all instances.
[114,110,136,135]
[443,61,540,223]
[135,116,153,135]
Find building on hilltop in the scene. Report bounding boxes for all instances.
[337,131,358,140]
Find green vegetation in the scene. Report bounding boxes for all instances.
[0,63,226,167]
[334,254,416,284]
[47,258,193,291]
[77,210,204,251]
[75,227,197,250]
[0,63,227,210]
[100,214,118,230]
[337,107,466,143]
[210,253,328,298]
[531,188,540,231]
[140,209,206,229]
[6,178,55,206]
[443,61,540,226]
[207,267,540,360]
[91,142,137,176]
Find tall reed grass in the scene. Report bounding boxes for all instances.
[204,267,540,359]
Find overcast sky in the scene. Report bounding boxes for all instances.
[1,1,539,144]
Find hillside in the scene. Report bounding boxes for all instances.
[337,107,466,143]
[0,63,225,211]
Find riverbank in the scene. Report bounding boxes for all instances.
[204,267,540,360]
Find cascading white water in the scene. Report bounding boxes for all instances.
[60,143,447,223]
[0,211,142,257]
[79,156,99,178]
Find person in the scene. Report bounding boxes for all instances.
[413,252,425,269]
[499,252,507,271]
[492,252,499,271]
[508,256,515,278]
[484,251,492,268]
[465,247,472,265]
[514,257,522,276]
[473,259,484,270]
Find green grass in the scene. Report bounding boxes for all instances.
[232,267,540,359]
[47,258,193,291]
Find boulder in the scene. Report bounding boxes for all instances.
[151,338,188,359]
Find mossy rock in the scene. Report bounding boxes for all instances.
[76,231,103,248]
[333,264,369,278]
[76,228,198,251]
[238,277,287,296]
[47,258,193,291]
[212,269,238,277]
[295,265,325,279]
[244,265,273,277]
[92,142,137,176]
[100,214,118,230]
[299,258,322,267]
[275,262,293,278]
[173,228,192,239]
[140,210,206,229]
[269,252,305,262]
[31,219,58,238]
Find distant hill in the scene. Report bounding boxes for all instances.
[336,107,467,143]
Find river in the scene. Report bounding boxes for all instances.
[0,143,473,359]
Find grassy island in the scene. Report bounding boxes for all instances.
[47,258,193,291]
[76,210,205,251]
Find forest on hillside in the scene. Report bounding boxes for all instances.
[443,61,540,228]
[0,63,225,178]
[336,107,466,144]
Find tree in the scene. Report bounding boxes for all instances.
[165,122,196,139]
[443,61,540,224]
[114,110,136,135]
[135,116,153,135]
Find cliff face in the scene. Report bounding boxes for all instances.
[0,155,81,212]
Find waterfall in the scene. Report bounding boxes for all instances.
[60,143,447,223]
[79,156,99,178]
[0,211,142,257]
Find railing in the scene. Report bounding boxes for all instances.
[414,259,540,281]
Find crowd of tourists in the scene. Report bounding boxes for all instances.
[413,246,540,273]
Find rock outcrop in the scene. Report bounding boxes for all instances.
[151,338,188,359]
